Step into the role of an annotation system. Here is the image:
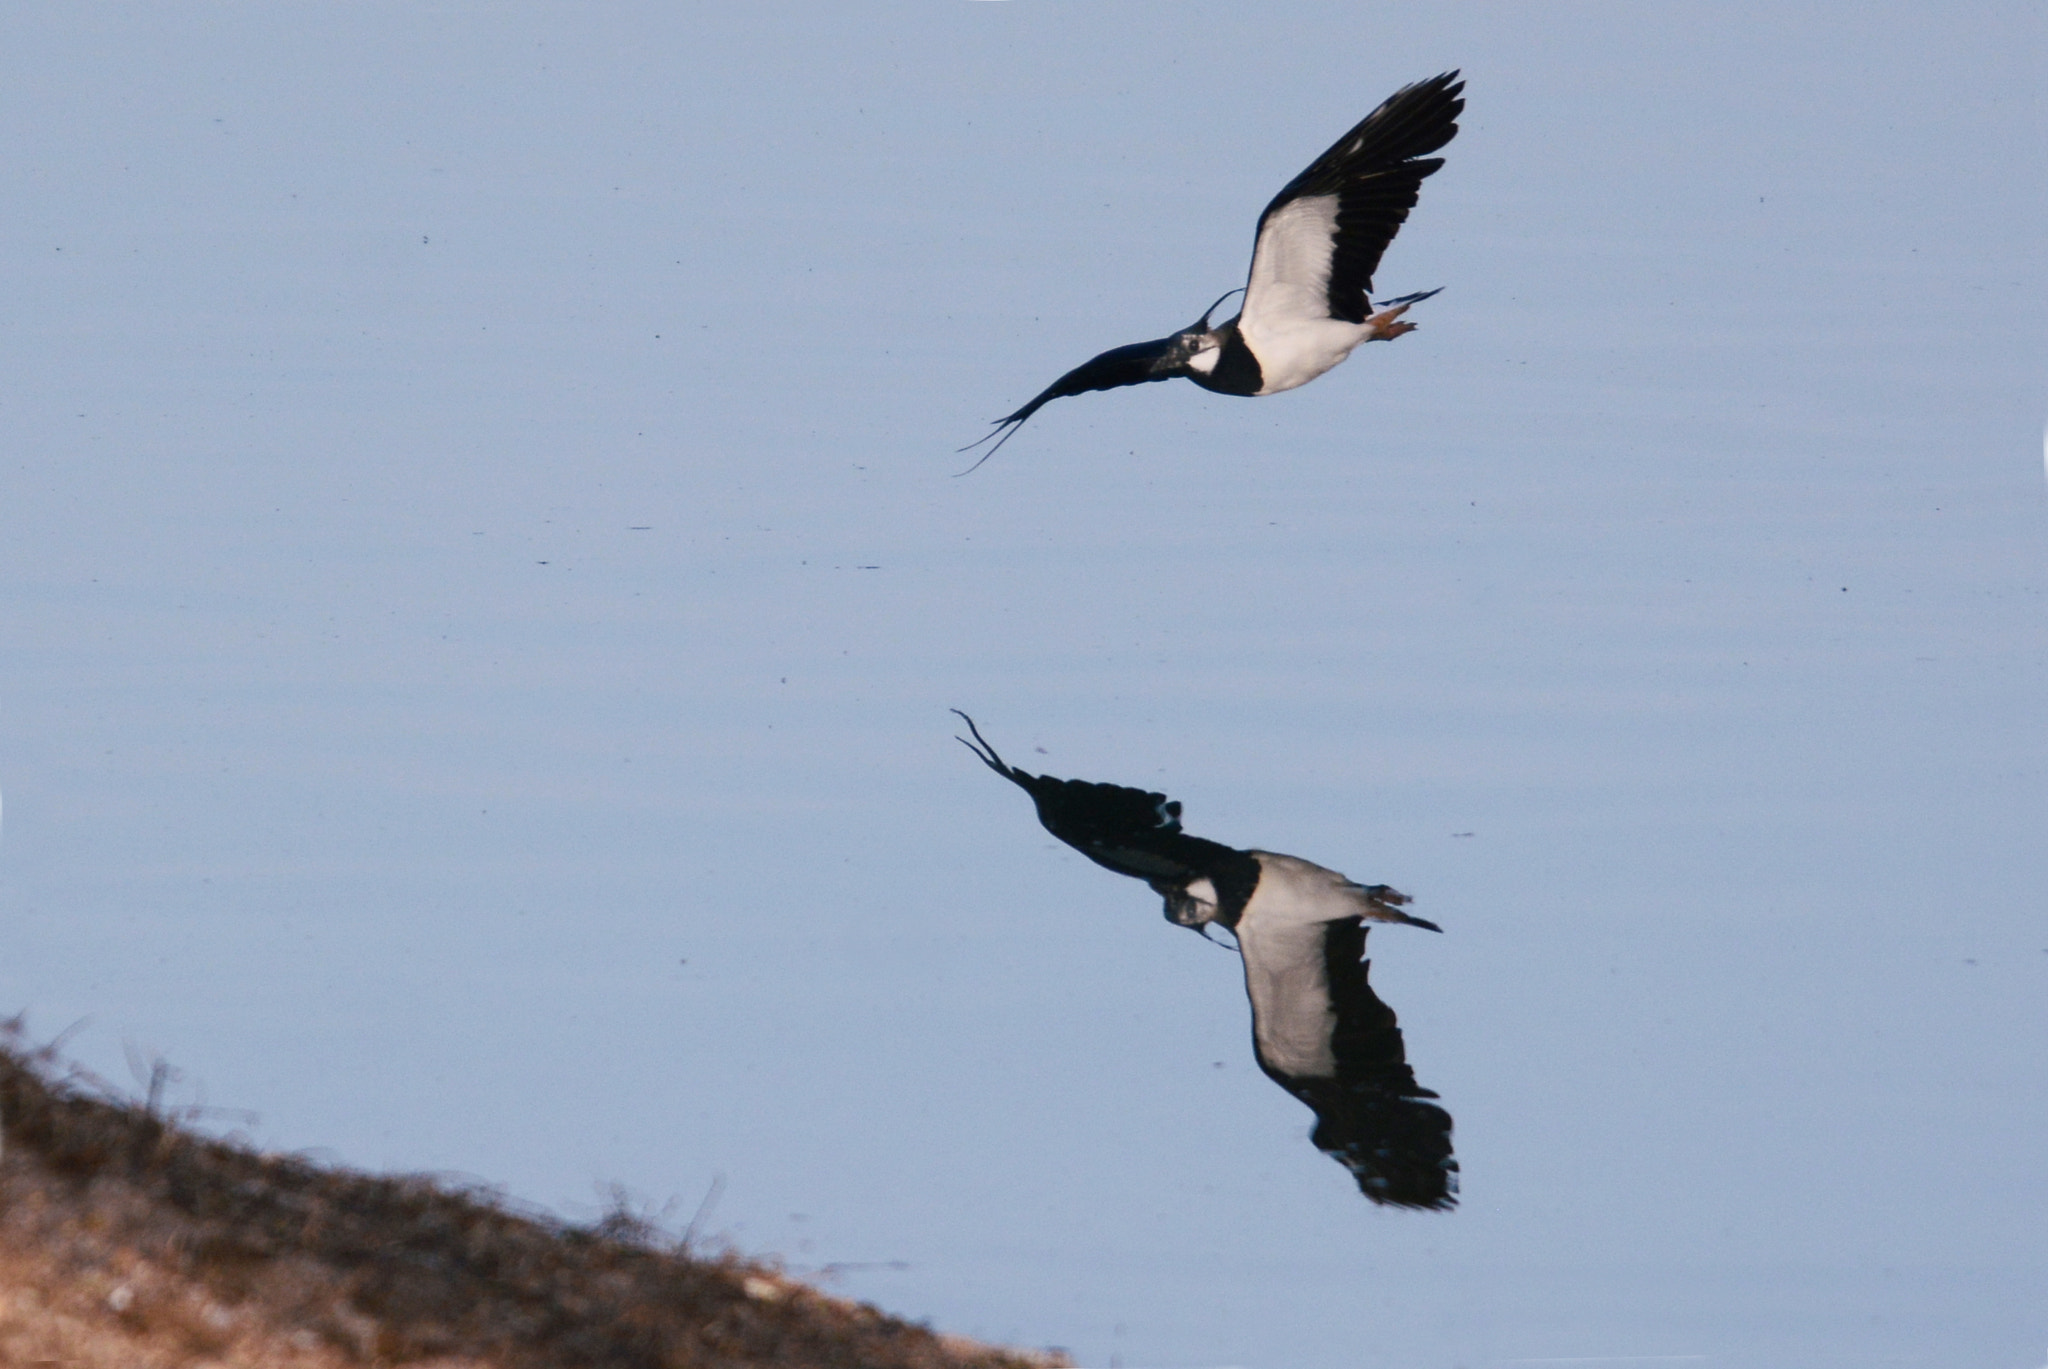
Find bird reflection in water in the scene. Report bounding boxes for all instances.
[955,712,1456,1211]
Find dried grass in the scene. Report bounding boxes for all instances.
[0,1020,1065,1369]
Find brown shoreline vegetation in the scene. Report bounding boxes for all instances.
[0,1021,1067,1369]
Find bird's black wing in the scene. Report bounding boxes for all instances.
[956,335,1182,472]
[953,710,1237,887]
[1247,72,1463,326]
[1245,917,1457,1210]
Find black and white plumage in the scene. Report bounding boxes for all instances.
[960,72,1463,469]
[955,713,1457,1211]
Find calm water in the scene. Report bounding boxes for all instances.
[2,6,2043,1367]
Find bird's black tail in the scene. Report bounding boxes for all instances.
[1372,286,1443,310]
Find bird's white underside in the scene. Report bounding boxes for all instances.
[1234,851,1379,1078]
[1238,194,1375,395]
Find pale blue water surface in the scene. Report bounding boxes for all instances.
[2,5,2043,1367]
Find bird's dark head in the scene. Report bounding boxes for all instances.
[1164,324,1224,380]
[1167,287,1242,379]
[1162,876,1222,930]
[1160,848,1260,934]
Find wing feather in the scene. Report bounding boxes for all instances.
[958,336,1185,469]
[954,711,1236,888]
[1243,917,1458,1210]
[1244,72,1463,328]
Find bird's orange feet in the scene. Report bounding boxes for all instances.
[1364,301,1420,341]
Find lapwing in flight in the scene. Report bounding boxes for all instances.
[955,712,1457,1210]
[959,72,1463,471]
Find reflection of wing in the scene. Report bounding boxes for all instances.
[1241,72,1463,331]
[954,711,1240,887]
[1239,916,1457,1210]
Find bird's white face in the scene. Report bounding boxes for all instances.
[1183,339,1221,375]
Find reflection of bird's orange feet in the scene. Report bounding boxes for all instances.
[1364,301,1420,340]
